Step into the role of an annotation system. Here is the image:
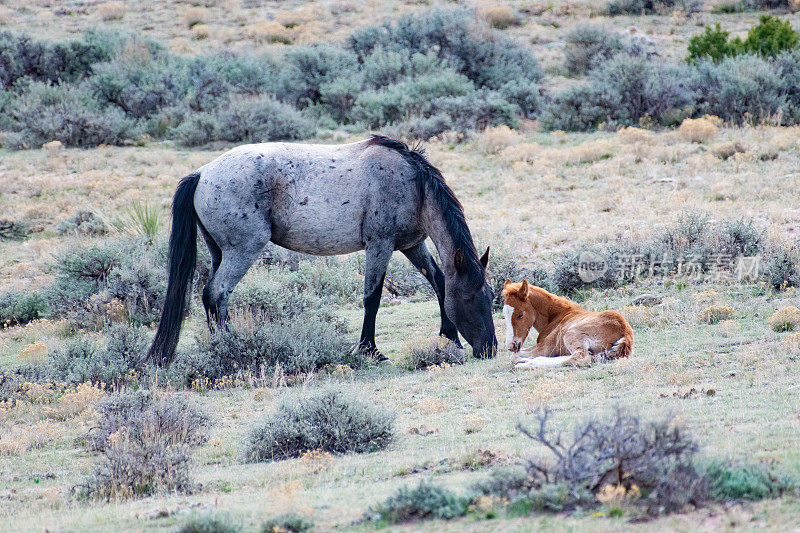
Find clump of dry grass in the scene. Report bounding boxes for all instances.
[402,336,466,370]
[769,306,800,332]
[244,21,293,44]
[499,142,540,166]
[97,1,125,21]
[478,5,519,29]
[712,141,748,160]
[678,116,721,143]
[561,139,614,164]
[479,125,523,154]
[618,126,655,145]
[0,420,63,456]
[183,7,208,28]
[191,24,211,40]
[699,305,734,324]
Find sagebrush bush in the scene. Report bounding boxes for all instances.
[81,389,209,499]
[0,219,30,241]
[705,461,796,501]
[56,210,107,236]
[260,513,314,533]
[699,305,734,324]
[242,388,394,462]
[483,408,707,516]
[179,513,241,533]
[47,323,147,385]
[405,337,466,370]
[564,24,627,76]
[4,81,134,149]
[0,290,48,327]
[48,238,167,326]
[553,247,619,295]
[367,481,468,525]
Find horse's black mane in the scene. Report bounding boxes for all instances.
[367,134,485,288]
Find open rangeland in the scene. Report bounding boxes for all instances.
[2,125,800,531]
[1,0,800,531]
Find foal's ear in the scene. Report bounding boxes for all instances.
[504,278,512,288]
[454,248,467,274]
[479,246,490,269]
[519,279,529,300]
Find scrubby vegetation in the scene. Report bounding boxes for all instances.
[367,481,469,525]
[260,513,314,533]
[79,389,209,500]
[242,388,394,462]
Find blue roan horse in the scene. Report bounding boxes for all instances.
[147,135,497,365]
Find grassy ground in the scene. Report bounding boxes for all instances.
[1,124,800,531]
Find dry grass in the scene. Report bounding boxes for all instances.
[97,1,125,21]
[769,306,800,332]
[478,5,519,29]
[678,116,721,143]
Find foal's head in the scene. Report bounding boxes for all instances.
[502,279,535,353]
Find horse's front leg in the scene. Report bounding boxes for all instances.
[357,240,393,362]
[401,241,461,347]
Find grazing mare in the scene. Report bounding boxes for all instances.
[502,280,633,369]
[147,135,497,366]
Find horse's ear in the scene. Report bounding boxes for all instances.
[454,248,467,274]
[479,246,489,269]
[519,279,529,300]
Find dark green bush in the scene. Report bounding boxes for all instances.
[688,17,799,63]
[705,461,796,501]
[4,81,135,149]
[688,24,740,63]
[367,481,469,525]
[564,24,627,76]
[0,290,48,327]
[242,388,394,462]
[552,247,620,295]
[81,389,209,500]
[260,513,314,533]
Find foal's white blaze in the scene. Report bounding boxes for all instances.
[503,304,524,351]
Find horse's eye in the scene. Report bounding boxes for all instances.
[517,313,523,319]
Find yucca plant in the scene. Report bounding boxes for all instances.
[112,202,164,244]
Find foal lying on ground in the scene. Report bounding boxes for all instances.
[502,280,633,369]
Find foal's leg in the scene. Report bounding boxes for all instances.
[358,240,394,361]
[401,241,461,347]
[562,329,592,366]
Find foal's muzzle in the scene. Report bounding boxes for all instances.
[508,340,521,353]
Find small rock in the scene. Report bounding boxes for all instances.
[632,294,662,307]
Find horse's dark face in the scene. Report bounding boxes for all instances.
[446,248,498,359]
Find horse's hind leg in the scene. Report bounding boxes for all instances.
[198,222,222,326]
[204,235,270,328]
[401,241,461,347]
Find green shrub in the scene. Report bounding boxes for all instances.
[80,389,209,500]
[4,81,135,149]
[260,513,314,533]
[564,24,627,76]
[705,461,796,501]
[763,245,800,290]
[688,17,799,63]
[367,481,469,525]
[688,24,740,63]
[742,15,799,58]
[179,512,241,533]
[0,290,48,327]
[553,247,619,295]
[56,210,107,236]
[242,388,394,462]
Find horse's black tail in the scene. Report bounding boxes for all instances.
[146,171,201,367]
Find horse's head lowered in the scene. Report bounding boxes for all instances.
[502,279,535,352]
[446,247,497,359]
